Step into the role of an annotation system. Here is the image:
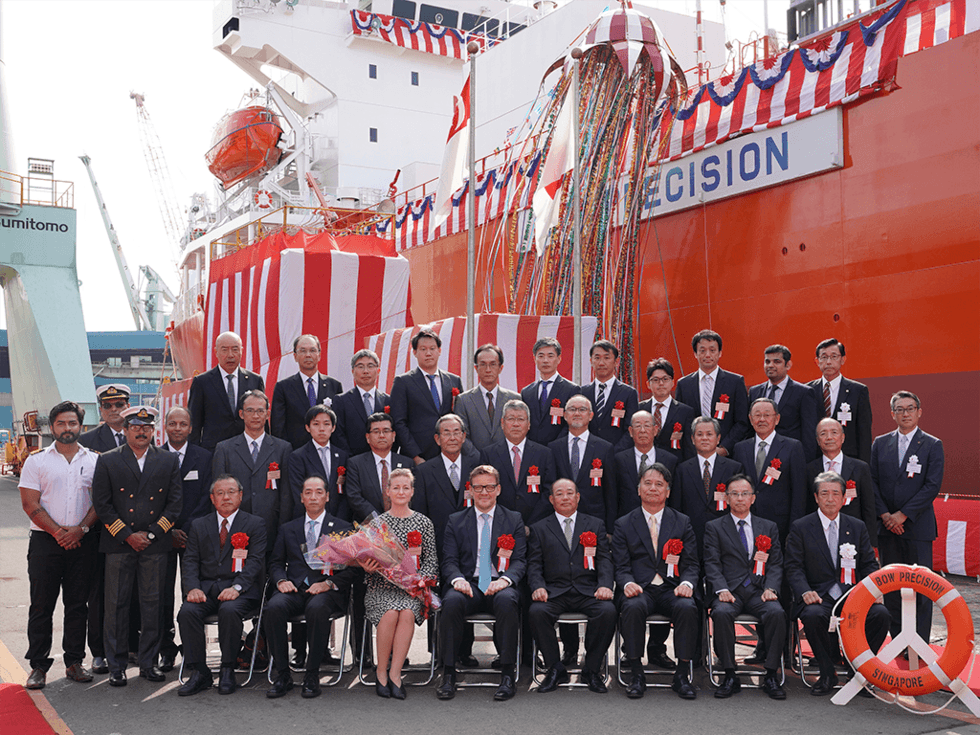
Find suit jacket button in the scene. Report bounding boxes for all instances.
[130,494,134,498]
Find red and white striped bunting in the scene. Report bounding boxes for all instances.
[350,10,497,60]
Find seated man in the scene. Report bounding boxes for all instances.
[264,476,355,700]
[612,464,699,699]
[436,465,526,702]
[784,471,888,696]
[703,475,786,700]
[177,475,267,696]
[528,479,615,694]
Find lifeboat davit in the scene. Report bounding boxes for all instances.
[205,106,283,189]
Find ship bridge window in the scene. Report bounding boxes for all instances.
[392,0,416,21]
[462,13,499,38]
[420,5,458,28]
[369,63,377,79]
[411,71,419,86]
[370,127,378,143]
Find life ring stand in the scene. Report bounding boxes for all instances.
[838,564,974,696]
[254,189,273,209]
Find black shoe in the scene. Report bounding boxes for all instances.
[745,647,767,665]
[436,670,457,700]
[583,670,607,694]
[375,677,391,698]
[108,670,127,687]
[139,666,166,682]
[561,649,579,667]
[537,664,569,693]
[647,650,675,669]
[494,673,516,701]
[457,655,479,668]
[267,673,294,698]
[855,685,874,699]
[490,655,502,670]
[762,674,786,700]
[672,673,697,700]
[218,666,237,695]
[322,651,341,667]
[301,673,321,699]
[390,677,407,700]
[91,657,109,674]
[626,672,646,699]
[65,663,93,682]
[177,670,212,696]
[25,668,45,690]
[290,651,306,669]
[127,652,138,665]
[810,673,838,696]
[158,655,175,673]
[714,673,741,698]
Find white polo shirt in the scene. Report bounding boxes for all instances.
[19,444,98,531]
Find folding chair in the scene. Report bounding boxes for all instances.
[455,612,521,688]
[705,612,785,687]
[266,599,353,687]
[531,612,608,688]
[358,612,438,686]
[615,614,692,688]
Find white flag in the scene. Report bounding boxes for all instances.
[532,96,574,255]
[431,77,470,235]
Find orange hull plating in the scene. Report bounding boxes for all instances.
[402,33,980,495]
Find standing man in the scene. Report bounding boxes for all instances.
[528,479,615,694]
[579,340,638,450]
[749,345,818,460]
[806,418,878,546]
[189,331,264,451]
[612,411,678,519]
[158,406,213,672]
[389,328,463,464]
[212,390,293,548]
[286,405,349,522]
[20,401,100,689]
[271,334,344,450]
[91,406,181,687]
[638,358,696,462]
[346,412,414,522]
[455,344,520,454]
[333,349,390,457]
[521,338,580,446]
[809,338,872,464]
[871,391,944,642]
[675,329,749,456]
[176,476,267,696]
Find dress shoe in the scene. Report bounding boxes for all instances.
[490,655,502,670]
[810,673,838,696]
[158,654,175,672]
[672,673,697,700]
[647,650,675,669]
[218,665,237,695]
[322,651,341,667]
[65,663,93,683]
[375,678,391,698]
[266,674,294,699]
[457,654,479,668]
[108,670,127,687]
[177,670,212,697]
[301,672,321,699]
[537,664,570,693]
[25,669,45,690]
[436,671,457,700]
[561,649,579,667]
[762,674,786,700]
[494,673,515,701]
[626,672,646,699]
[714,673,741,698]
[139,666,166,682]
[91,657,109,674]
[290,651,306,669]
[583,670,607,694]
[390,677,407,700]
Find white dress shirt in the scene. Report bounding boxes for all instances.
[19,444,97,530]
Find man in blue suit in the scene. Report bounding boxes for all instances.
[271,335,344,450]
[520,338,580,446]
[748,345,818,461]
[808,338,873,464]
[871,391,944,641]
[345,412,414,522]
[332,349,391,457]
[579,340,639,451]
[638,358,696,463]
[612,411,678,520]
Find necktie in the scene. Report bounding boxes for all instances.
[307,377,316,407]
[539,380,551,413]
[703,460,712,496]
[319,446,330,478]
[115,432,124,447]
[380,459,390,511]
[755,441,768,478]
[487,391,495,424]
[823,381,832,417]
[649,514,659,554]
[363,390,374,416]
[512,445,521,484]
[449,462,460,492]
[828,520,843,598]
[653,403,664,436]
[595,382,606,415]
[639,453,649,478]
[306,519,317,552]
[898,434,909,468]
[828,459,838,474]
[571,437,581,477]
[478,513,492,592]
[738,520,753,587]
[176,450,184,468]
[563,517,574,550]
[250,439,259,465]
[701,374,714,418]
[768,383,777,401]
[227,374,236,412]
[428,374,441,410]
[220,518,228,548]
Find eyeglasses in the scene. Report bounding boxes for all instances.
[817,354,842,362]
[354,363,379,369]
[726,491,753,498]
[470,484,498,494]
[564,406,590,414]
[128,425,154,433]
[242,407,267,415]
[102,401,128,410]
[648,376,673,384]
[892,406,918,414]
[369,428,393,436]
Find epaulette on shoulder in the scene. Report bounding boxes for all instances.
[29,448,42,455]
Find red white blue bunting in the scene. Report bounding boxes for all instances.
[350,10,497,60]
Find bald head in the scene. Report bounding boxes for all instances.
[215,331,243,372]
[165,405,192,449]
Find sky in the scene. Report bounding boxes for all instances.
[0,0,806,332]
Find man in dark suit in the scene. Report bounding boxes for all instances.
[579,340,639,451]
[212,391,293,548]
[346,412,414,522]
[159,406,213,671]
[549,395,616,533]
[638,358,696,462]
[389,328,463,464]
[333,349,390,457]
[809,338,872,464]
[871,391,944,642]
[675,329,749,456]
[806,418,878,546]
[749,345,818,461]
[271,334,344,450]
[784,472,888,695]
[612,411,677,519]
[91,406,181,686]
[521,337,580,446]
[613,463,699,699]
[286,405,349,522]
[264,476,355,699]
[732,399,806,543]
[528,479,615,694]
[670,417,744,553]
[189,332,264,451]
[481,400,556,530]
[455,344,521,454]
[703,476,786,699]
[176,476,267,696]
[436,465,526,702]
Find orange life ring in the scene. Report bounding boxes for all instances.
[254,189,273,209]
[839,564,974,696]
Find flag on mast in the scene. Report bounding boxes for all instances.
[532,95,574,255]
[431,76,470,234]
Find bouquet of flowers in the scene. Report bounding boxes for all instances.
[306,514,441,616]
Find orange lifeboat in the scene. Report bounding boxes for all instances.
[205,106,283,188]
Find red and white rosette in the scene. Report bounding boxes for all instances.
[753,535,771,576]
[463,481,473,508]
[714,483,727,511]
[451,387,460,411]
[231,532,249,573]
[670,422,683,449]
[580,531,597,570]
[762,458,782,486]
[611,400,625,428]
[549,398,564,426]
[383,405,391,414]
[266,462,280,490]
[336,465,346,494]
[839,543,857,584]
[714,394,730,420]
[526,465,541,493]
[663,538,683,578]
[589,458,603,487]
[496,534,515,573]
[844,479,857,506]
[406,530,422,571]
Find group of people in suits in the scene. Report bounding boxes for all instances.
[19,325,945,704]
